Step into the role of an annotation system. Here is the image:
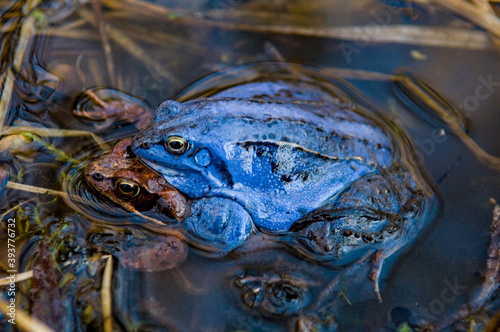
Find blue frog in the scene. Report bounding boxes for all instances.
[131,64,437,299]
[132,81,396,233]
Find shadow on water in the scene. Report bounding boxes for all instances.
[1,0,500,331]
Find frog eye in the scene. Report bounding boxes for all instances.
[165,136,188,154]
[115,179,140,198]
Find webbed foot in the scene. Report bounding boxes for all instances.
[183,197,255,253]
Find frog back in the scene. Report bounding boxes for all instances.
[164,97,394,168]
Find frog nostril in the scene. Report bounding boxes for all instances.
[140,142,150,150]
[92,172,104,181]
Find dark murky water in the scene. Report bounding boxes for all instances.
[1,0,500,331]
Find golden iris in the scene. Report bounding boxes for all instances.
[165,136,188,154]
[115,179,140,198]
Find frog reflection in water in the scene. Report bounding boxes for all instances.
[85,138,253,251]
[131,74,437,299]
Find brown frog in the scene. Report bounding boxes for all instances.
[88,227,188,272]
[85,138,189,220]
[74,89,153,131]
[85,138,254,252]
[85,138,190,271]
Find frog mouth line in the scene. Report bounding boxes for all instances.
[140,159,225,190]
[141,160,181,178]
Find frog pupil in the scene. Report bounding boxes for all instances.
[169,140,184,150]
[165,136,188,154]
[116,179,140,198]
[120,183,133,193]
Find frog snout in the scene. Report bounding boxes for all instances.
[130,136,150,155]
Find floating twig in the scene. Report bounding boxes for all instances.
[21,132,77,164]
[13,16,35,71]
[0,19,19,33]
[103,0,492,50]
[0,73,15,132]
[0,271,33,286]
[5,181,84,204]
[5,181,67,196]
[484,310,500,332]
[201,7,324,25]
[471,0,495,14]
[104,0,188,19]
[104,12,208,53]
[327,67,396,81]
[91,0,116,87]
[0,298,55,332]
[78,7,182,87]
[0,198,37,225]
[40,28,101,40]
[1,126,109,150]
[395,73,500,170]
[101,255,113,332]
[413,0,500,37]
[58,18,87,30]
[0,13,35,132]
[22,0,43,15]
